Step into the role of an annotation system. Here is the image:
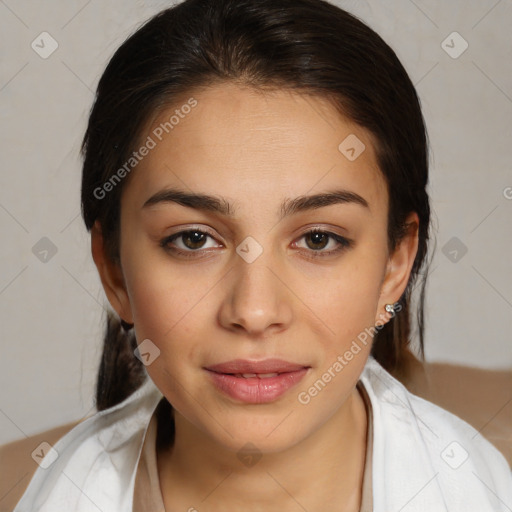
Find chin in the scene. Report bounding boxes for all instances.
[199,409,312,455]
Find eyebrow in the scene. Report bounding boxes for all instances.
[142,187,369,219]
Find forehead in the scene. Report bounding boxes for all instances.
[123,83,388,216]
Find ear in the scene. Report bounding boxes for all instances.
[376,212,419,324]
[91,220,133,324]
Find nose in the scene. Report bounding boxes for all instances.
[217,252,293,337]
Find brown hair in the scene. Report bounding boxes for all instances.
[81,0,432,411]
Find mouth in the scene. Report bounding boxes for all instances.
[204,359,310,404]
[229,372,282,378]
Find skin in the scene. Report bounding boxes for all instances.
[92,82,419,511]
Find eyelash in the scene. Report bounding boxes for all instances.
[160,227,353,260]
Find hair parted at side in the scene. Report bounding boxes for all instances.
[81,0,433,411]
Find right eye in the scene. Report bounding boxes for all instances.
[160,228,223,258]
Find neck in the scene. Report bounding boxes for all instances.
[157,385,369,512]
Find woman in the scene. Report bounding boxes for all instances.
[9,0,512,510]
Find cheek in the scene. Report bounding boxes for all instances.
[121,234,204,331]
[296,261,383,412]
[129,275,207,344]
[125,264,207,404]
[123,251,223,380]
[309,254,385,351]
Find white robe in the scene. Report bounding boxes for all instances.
[13,355,512,511]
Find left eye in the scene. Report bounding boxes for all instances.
[294,230,351,253]
[294,231,341,252]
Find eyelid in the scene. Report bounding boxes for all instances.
[160,224,353,259]
[292,228,353,257]
[163,224,220,241]
[301,223,350,238]
[160,225,223,253]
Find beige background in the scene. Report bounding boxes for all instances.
[0,0,511,446]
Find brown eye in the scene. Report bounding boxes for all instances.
[160,229,220,257]
[304,231,330,250]
[180,230,208,249]
[294,229,353,258]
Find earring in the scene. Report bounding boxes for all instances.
[385,303,394,314]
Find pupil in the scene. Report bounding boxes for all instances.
[185,231,205,249]
[308,232,327,250]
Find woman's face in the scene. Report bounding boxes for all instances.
[94,83,418,453]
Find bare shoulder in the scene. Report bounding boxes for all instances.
[0,421,80,512]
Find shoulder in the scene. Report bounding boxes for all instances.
[5,381,164,512]
[398,352,512,469]
[0,421,80,512]
[364,356,512,507]
[405,380,512,498]
[364,354,512,468]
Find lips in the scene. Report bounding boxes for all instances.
[204,359,310,404]
[235,372,279,379]
[205,358,307,374]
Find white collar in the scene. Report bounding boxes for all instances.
[14,355,512,511]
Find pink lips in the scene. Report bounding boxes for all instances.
[205,359,309,404]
